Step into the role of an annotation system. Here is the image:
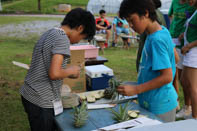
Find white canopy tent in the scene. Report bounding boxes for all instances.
[87,0,172,14]
[87,0,123,14]
[160,0,172,14]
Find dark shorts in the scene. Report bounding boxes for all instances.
[21,96,57,131]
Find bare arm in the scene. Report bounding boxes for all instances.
[178,33,184,42]
[117,68,173,96]
[181,40,197,55]
[49,54,81,80]
[96,24,107,30]
[174,48,180,64]
[113,23,116,33]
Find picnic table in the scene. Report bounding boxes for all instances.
[55,102,162,131]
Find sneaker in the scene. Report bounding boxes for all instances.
[104,43,108,48]
[176,101,181,111]
[176,105,192,119]
[184,114,197,120]
[128,42,131,47]
[112,42,116,47]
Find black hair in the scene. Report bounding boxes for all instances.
[119,0,157,22]
[61,8,96,40]
[99,9,106,14]
[194,0,197,8]
[152,0,162,9]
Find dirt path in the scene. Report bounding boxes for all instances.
[0,14,114,21]
[0,14,114,38]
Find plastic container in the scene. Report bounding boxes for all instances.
[85,65,114,91]
[70,45,98,59]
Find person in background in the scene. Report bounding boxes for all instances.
[180,0,197,119]
[118,0,178,122]
[95,9,111,48]
[168,0,196,118]
[112,13,130,48]
[20,8,96,131]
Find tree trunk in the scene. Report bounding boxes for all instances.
[38,0,41,11]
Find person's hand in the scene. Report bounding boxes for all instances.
[178,33,184,42]
[181,44,190,55]
[124,25,129,29]
[67,65,81,79]
[117,85,138,96]
[103,27,108,30]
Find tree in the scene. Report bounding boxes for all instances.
[38,0,41,11]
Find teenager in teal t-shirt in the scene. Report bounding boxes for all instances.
[138,26,177,115]
[118,0,178,122]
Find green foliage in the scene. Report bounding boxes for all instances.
[2,0,89,14]
[104,77,121,100]
[72,101,88,128]
[108,101,131,123]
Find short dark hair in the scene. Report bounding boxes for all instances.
[61,8,96,40]
[152,0,162,9]
[194,0,197,7]
[99,9,106,14]
[119,0,157,22]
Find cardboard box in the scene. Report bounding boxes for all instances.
[63,50,86,93]
[70,45,99,58]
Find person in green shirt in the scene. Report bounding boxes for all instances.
[180,0,197,119]
[168,0,195,119]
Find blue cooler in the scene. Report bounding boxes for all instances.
[85,65,114,91]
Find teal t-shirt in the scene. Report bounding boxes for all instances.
[113,16,129,28]
[138,26,178,115]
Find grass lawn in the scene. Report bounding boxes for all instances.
[2,0,89,14]
[0,16,185,130]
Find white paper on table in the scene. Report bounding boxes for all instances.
[131,117,162,129]
[87,104,116,109]
[93,117,162,131]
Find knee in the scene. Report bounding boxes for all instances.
[190,84,197,92]
[106,30,111,35]
[124,29,130,35]
[180,75,188,87]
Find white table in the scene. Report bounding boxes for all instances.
[127,119,197,131]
